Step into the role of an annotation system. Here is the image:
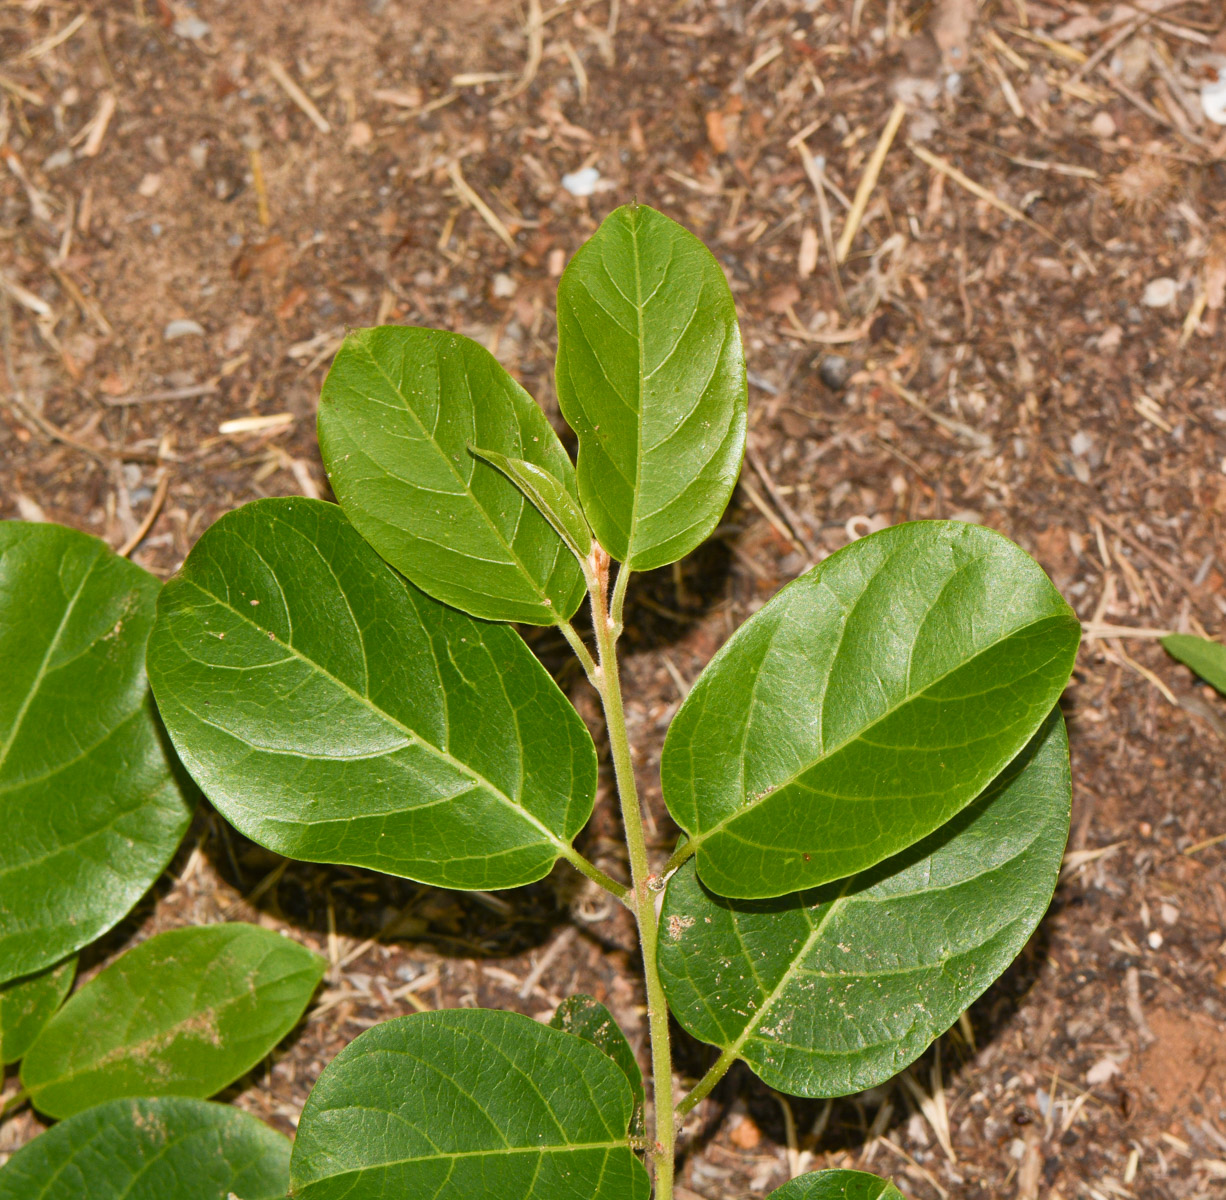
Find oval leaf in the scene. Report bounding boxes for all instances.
[1162,633,1226,694]
[659,712,1070,1098]
[318,325,585,625]
[0,957,75,1065]
[0,522,193,984]
[147,498,598,890]
[551,994,644,1137]
[768,1170,906,1200]
[290,1008,651,1200]
[21,923,325,1118]
[469,445,592,560]
[0,1097,289,1200]
[555,204,748,570]
[662,520,1079,898]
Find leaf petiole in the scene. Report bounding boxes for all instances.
[675,1047,737,1119]
[558,846,632,906]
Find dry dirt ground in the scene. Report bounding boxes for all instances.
[2,0,1226,1197]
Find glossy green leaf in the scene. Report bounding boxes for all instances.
[0,957,75,1065]
[551,994,644,1137]
[659,712,1070,1098]
[469,444,592,560]
[147,498,597,890]
[318,325,585,625]
[0,1097,290,1200]
[0,522,193,985]
[768,1169,905,1200]
[663,520,1079,899]
[21,923,325,1118]
[289,1008,651,1200]
[555,203,747,570]
[1162,633,1226,694]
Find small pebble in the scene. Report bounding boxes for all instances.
[1089,111,1116,138]
[817,354,850,391]
[172,16,211,40]
[1142,277,1177,308]
[1147,930,1163,950]
[561,167,600,197]
[492,273,517,299]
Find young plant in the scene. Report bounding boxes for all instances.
[0,205,1079,1199]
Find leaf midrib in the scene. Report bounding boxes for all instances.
[0,548,97,777]
[307,1139,629,1174]
[354,341,568,622]
[687,609,1070,850]
[175,577,570,856]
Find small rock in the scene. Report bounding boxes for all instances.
[43,148,74,172]
[1203,67,1226,126]
[561,167,600,197]
[1085,1058,1122,1086]
[1159,902,1179,926]
[1089,111,1116,138]
[1147,930,1163,950]
[492,273,517,299]
[164,319,205,341]
[728,1115,761,1150]
[172,16,211,40]
[137,172,162,197]
[1070,430,1094,457]
[346,121,373,150]
[1142,277,1178,308]
[817,354,850,391]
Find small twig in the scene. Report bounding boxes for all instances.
[500,0,544,101]
[78,91,116,158]
[265,58,332,133]
[1080,622,1173,641]
[16,12,87,62]
[746,441,819,559]
[104,382,218,407]
[447,160,517,252]
[837,100,906,263]
[1073,0,1190,82]
[1094,511,1201,599]
[519,925,578,999]
[117,470,170,558]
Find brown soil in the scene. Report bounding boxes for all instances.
[2,1,1226,1197]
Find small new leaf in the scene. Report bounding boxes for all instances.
[551,994,645,1137]
[0,522,193,985]
[663,520,1080,898]
[659,713,1070,1098]
[21,923,325,1118]
[319,325,586,625]
[1162,633,1226,695]
[0,958,75,1065]
[0,1097,290,1200]
[147,498,598,891]
[290,1008,650,1200]
[768,1170,906,1199]
[468,444,592,561]
[556,204,748,571]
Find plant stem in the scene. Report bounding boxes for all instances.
[555,619,600,687]
[675,1047,737,1119]
[0,1088,29,1121]
[558,845,631,905]
[588,552,676,1200]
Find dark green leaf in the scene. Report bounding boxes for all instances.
[21,923,325,1118]
[659,712,1070,1098]
[0,522,193,985]
[551,994,644,1137]
[555,204,747,570]
[469,444,592,560]
[318,326,585,625]
[147,498,597,890]
[0,1096,289,1200]
[1162,633,1226,695]
[768,1169,906,1200]
[290,1008,650,1200]
[663,521,1079,898]
[0,958,75,1065]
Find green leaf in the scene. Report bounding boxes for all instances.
[768,1169,906,1200]
[555,203,747,570]
[147,498,597,890]
[551,994,644,1137]
[21,923,325,1119]
[662,520,1079,899]
[1162,633,1226,694]
[0,957,75,1065]
[289,1008,651,1200]
[659,712,1070,1098]
[318,325,586,625]
[468,444,592,560]
[0,522,193,985]
[0,1096,290,1200]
